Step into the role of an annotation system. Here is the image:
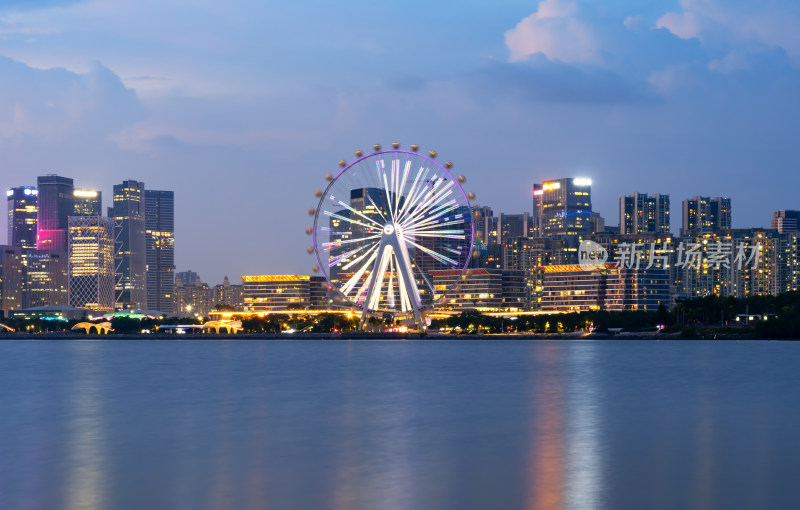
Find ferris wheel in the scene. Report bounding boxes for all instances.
[308,143,475,330]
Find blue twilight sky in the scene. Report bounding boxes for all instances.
[1,0,799,284]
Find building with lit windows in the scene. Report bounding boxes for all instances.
[620,193,670,235]
[532,178,593,239]
[681,196,731,236]
[36,175,74,251]
[213,276,244,310]
[113,180,147,309]
[68,216,115,311]
[23,250,68,308]
[242,275,329,311]
[0,245,24,314]
[7,187,38,249]
[430,268,525,311]
[540,264,670,312]
[145,190,175,313]
[73,189,102,216]
[174,270,211,317]
[503,237,567,309]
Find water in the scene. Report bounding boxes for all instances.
[1,339,799,510]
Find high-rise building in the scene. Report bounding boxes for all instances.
[36,175,74,251]
[113,180,147,309]
[213,276,244,310]
[174,270,211,317]
[620,193,670,235]
[73,189,102,216]
[772,210,800,234]
[681,196,731,236]
[145,190,175,313]
[532,178,592,238]
[7,187,38,249]
[68,216,115,311]
[0,245,24,314]
[23,250,68,308]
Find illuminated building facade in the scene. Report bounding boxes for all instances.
[0,246,24,314]
[213,276,245,310]
[36,175,74,251]
[532,178,593,239]
[681,196,731,236]
[174,270,210,317]
[23,250,68,308]
[68,216,115,311]
[430,268,525,311]
[7,187,38,249]
[145,190,175,313]
[113,180,147,309]
[73,189,102,216]
[503,237,567,309]
[242,275,328,311]
[620,193,670,235]
[540,264,670,312]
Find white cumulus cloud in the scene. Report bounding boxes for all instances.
[657,0,800,66]
[504,0,598,63]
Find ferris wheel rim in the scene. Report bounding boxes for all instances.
[312,149,475,312]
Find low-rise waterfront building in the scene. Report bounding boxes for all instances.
[242,275,329,311]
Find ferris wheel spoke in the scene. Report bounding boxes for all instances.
[324,210,380,231]
[400,183,455,229]
[406,239,459,266]
[341,249,378,296]
[332,199,384,228]
[366,194,389,223]
[322,234,380,250]
[328,243,372,269]
[404,204,461,231]
[342,241,379,271]
[394,166,428,222]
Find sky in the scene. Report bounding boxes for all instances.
[1,0,799,285]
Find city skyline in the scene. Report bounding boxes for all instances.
[0,0,798,284]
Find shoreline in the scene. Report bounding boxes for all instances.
[0,331,773,340]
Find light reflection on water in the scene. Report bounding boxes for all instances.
[1,339,799,510]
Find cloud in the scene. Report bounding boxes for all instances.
[657,0,800,66]
[0,56,144,139]
[504,0,598,63]
[0,0,85,12]
[708,50,750,73]
[470,58,646,104]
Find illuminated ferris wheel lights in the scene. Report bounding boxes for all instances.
[311,147,473,329]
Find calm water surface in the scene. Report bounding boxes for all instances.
[1,339,799,510]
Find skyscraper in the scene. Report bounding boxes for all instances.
[681,196,732,236]
[145,190,175,313]
[7,187,38,249]
[113,180,147,309]
[68,216,115,311]
[620,193,671,235]
[772,210,800,234]
[36,175,74,251]
[532,178,593,238]
[73,189,102,216]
